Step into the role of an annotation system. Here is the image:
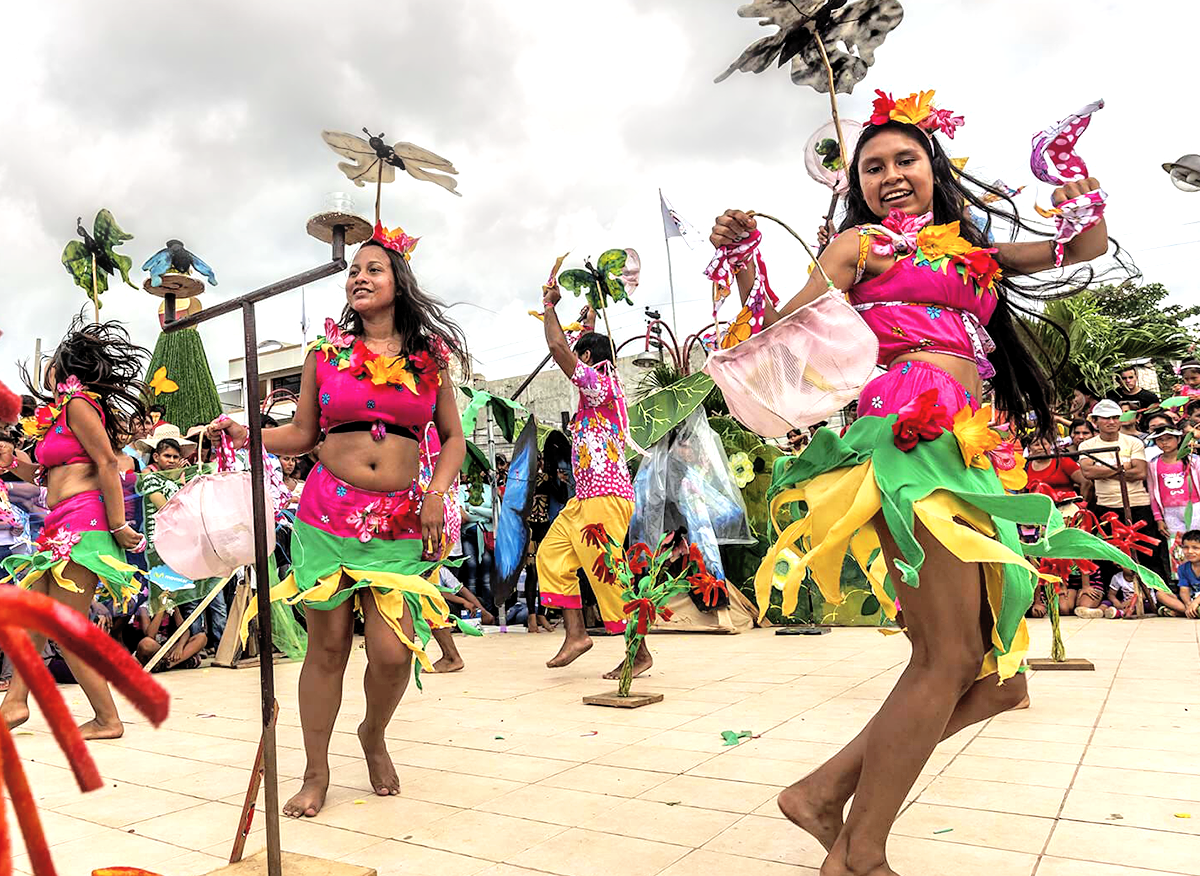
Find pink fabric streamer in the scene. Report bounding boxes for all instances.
[1030,99,1104,185]
[705,229,779,340]
[1052,189,1107,267]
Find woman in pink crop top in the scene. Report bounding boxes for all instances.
[2,317,149,740]
[709,91,1160,874]
[209,221,468,819]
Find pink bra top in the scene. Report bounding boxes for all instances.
[36,393,105,468]
[850,254,999,379]
[311,323,447,443]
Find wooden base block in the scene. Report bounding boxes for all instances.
[306,211,373,245]
[1027,657,1095,671]
[201,850,375,875]
[583,691,664,708]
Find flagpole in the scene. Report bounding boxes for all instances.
[659,188,679,339]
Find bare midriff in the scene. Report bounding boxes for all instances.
[889,351,984,402]
[45,462,101,508]
[317,431,420,493]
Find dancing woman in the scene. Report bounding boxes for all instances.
[710,92,1161,875]
[208,222,467,818]
[1,317,148,738]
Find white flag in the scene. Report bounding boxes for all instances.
[659,190,695,246]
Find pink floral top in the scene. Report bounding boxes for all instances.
[569,361,634,502]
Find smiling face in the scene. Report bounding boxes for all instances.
[856,129,935,219]
[345,244,397,317]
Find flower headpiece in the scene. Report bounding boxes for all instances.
[370,221,419,261]
[869,89,964,140]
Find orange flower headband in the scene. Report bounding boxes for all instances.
[869,89,964,140]
[370,221,419,261]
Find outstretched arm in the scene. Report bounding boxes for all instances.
[995,177,1107,273]
[208,352,321,455]
[542,283,578,377]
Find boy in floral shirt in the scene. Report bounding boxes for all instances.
[538,283,648,678]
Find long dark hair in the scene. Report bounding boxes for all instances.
[21,313,150,451]
[339,242,470,376]
[840,120,1136,439]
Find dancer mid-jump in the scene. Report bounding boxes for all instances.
[711,91,1161,875]
[209,222,467,818]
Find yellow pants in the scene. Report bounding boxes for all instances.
[536,495,633,632]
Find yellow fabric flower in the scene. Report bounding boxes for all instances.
[366,356,418,393]
[891,90,936,127]
[916,222,974,262]
[995,448,1028,491]
[720,306,754,349]
[952,405,1000,469]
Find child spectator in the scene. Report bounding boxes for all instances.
[1175,359,1200,399]
[1148,426,1200,576]
[1177,530,1200,618]
[134,603,207,671]
[1024,435,1085,493]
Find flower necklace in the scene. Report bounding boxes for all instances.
[21,375,99,442]
[310,317,440,395]
[867,210,1002,293]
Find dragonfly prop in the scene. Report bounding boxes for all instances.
[61,210,136,319]
[321,128,460,223]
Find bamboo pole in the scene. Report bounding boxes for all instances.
[810,27,848,173]
[91,253,99,324]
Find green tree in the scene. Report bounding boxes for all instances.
[1090,281,1200,392]
[144,328,223,431]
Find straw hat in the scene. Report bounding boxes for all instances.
[135,423,197,454]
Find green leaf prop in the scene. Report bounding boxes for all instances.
[625,372,715,456]
[459,386,527,442]
[463,439,491,474]
[1161,396,1190,409]
[556,248,638,311]
[61,209,136,310]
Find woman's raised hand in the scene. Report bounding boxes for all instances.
[206,415,248,449]
[1051,176,1101,206]
[710,210,757,249]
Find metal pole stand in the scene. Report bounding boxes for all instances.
[165,225,376,876]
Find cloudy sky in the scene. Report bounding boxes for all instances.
[1,0,1196,395]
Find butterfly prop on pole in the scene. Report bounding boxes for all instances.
[321,128,460,225]
[61,210,136,322]
[717,0,905,174]
[142,239,218,295]
[555,249,640,344]
[1029,99,1108,267]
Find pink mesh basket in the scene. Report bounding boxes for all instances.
[704,290,878,437]
[154,434,277,580]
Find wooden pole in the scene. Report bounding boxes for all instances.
[810,28,848,174]
[375,170,383,226]
[91,253,99,324]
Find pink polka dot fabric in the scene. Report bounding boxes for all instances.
[1030,98,1104,185]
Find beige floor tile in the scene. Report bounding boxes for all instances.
[1036,856,1193,876]
[940,754,1079,788]
[4,809,109,860]
[642,729,736,753]
[504,736,623,763]
[317,793,461,836]
[916,775,1067,818]
[473,867,560,876]
[1060,787,1200,835]
[1084,744,1200,775]
[391,744,569,783]
[540,762,673,797]
[402,770,526,808]
[591,743,716,774]
[277,818,393,858]
[1046,820,1200,875]
[403,809,567,860]
[892,802,1053,854]
[885,835,1037,876]
[687,753,810,786]
[524,826,689,876]
[342,839,494,876]
[44,781,208,828]
[701,813,826,868]
[961,736,1086,764]
[17,827,189,875]
[127,801,253,849]
[977,720,1094,744]
[657,849,819,875]
[1073,765,1200,801]
[602,798,741,847]
[478,784,622,827]
[639,774,781,813]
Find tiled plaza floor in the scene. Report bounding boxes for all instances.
[8,615,1200,875]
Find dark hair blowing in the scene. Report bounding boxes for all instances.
[21,313,150,451]
[339,242,469,376]
[574,332,615,366]
[840,121,1136,440]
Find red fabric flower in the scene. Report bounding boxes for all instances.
[687,542,707,576]
[952,248,1002,290]
[1099,513,1159,559]
[869,89,896,125]
[622,598,672,635]
[348,341,373,376]
[891,388,952,451]
[627,543,651,575]
[688,572,727,607]
[581,523,609,549]
[591,553,617,586]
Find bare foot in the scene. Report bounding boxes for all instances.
[603,650,652,680]
[358,722,399,797]
[819,858,899,876]
[2,701,30,730]
[283,775,329,818]
[432,655,464,673]
[1013,694,1031,710]
[78,717,124,740]
[778,778,844,852]
[526,617,539,634]
[538,615,554,632]
[546,636,592,668]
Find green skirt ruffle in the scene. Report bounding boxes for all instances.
[2,531,141,608]
[757,415,1165,681]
